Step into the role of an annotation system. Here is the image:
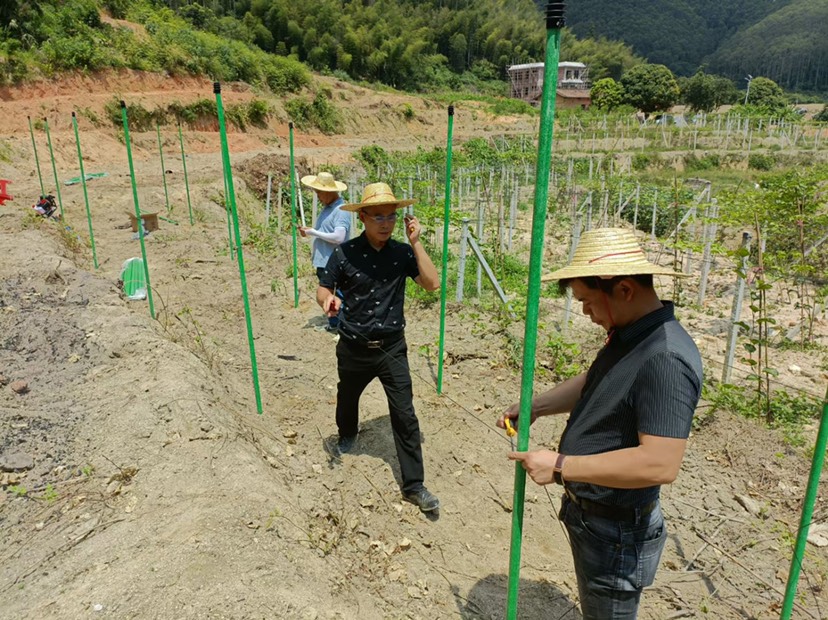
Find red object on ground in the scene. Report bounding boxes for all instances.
[0,179,13,205]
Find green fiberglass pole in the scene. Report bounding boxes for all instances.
[437,105,455,395]
[28,116,45,197]
[781,383,828,620]
[43,118,65,221]
[120,101,155,319]
[71,112,98,269]
[178,122,194,226]
[156,123,171,213]
[289,121,299,308]
[214,82,263,415]
[506,3,564,618]
[223,173,235,259]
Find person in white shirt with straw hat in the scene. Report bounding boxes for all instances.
[498,227,703,619]
[300,171,350,332]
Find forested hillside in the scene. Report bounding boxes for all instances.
[538,0,826,93]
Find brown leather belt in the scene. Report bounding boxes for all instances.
[565,487,657,524]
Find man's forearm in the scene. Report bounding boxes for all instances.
[411,240,440,291]
[534,373,587,417]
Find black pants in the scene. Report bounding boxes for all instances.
[335,334,424,494]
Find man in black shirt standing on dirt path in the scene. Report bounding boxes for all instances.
[317,182,442,514]
[498,227,703,619]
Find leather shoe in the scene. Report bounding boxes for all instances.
[336,434,357,455]
[402,487,440,512]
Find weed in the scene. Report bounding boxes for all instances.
[81,464,95,477]
[0,140,12,163]
[8,485,28,497]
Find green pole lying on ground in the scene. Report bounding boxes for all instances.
[289,121,299,308]
[214,82,263,415]
[156,123,171,213]
[506,3,564,618]
[177,122,194,226]
[780,383,828,620]
[71,112,98,269]
[437,104,455,395]
[28,116,45,197]
[120,101,155,319]
[43,117,65,221]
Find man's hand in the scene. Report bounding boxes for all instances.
[323,294,341,318]
[508,450,559,486]
[404,215,421,244]
[299,226,310,238]
[496,402,535,431]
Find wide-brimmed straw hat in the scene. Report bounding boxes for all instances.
[541,227,686,282]
[341,182,415,212]
[300,171,347,193]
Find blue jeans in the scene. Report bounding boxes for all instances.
[559,495,667,620]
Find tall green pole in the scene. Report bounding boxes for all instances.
[43,118,65,221]
[120,101,155,319]
[28,116,45,197]
[289,121,299,308]
[156,123,171,213]
[214,82,263,415]
[177,122,194,226]
[71,112,98,269]
[437,105,455,395]
[781,383,828,619]
[224,173,235,259]
[506,3,564,618]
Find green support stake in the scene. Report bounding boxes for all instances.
[71,112,98,269]
[214,82,263,415]
[289,121,299,308]
[223,171,235,259]
[437,105,455,395]
[43,117,65,221]
[28,116,45,197]
[177,122,194,226]
[506,3,564,618]
[780,383,828,619]
[120,101,155,319]
[156,123,171,213]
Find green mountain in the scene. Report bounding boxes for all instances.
[539,0,826,92]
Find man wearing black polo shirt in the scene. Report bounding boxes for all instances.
[317,182,441,513]
[499,228,703,619]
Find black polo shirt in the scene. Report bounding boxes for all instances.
[560,302,703,507]
[319,232,419,341]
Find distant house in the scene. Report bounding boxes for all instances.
[507,61,591,109]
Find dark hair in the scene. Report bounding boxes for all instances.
[557,274,654,296]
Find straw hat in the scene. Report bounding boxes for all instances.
[341,182,415,212]
[541,228,686,282]
[300,171,347,193]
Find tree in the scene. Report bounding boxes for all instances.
[590,77,624,111]
[620,64,680,116]
[681,71,738,113]
[746,76,786,112]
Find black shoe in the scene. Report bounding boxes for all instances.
[336,435,357,456]
[403,487,440,512]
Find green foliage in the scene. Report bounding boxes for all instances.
[105,95,269,131]
[285,90,342,135]
[560,29,643,81]
[745,77,787,112]
[631,152,661,171]
[0,140,11,163]
[354,145,389,174]
[684,153,720,171]
[815,105,828,122]
[543,333,586,381]
[489,98,537,117]
[590,78,625,111]
[681,71,739,113]
[748,153,776,171]
[620,64,680,115]
[8,485,27,497]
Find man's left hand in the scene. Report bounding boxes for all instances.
[508,450,559,486]
[404,215,421,244]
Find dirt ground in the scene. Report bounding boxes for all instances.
[1,71,828,620]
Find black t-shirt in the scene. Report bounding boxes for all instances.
[560,302,703,506]
[319,233,419,339]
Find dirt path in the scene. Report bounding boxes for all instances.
[1,72,826,619]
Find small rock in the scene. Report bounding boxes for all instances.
[807,523,828,547]
[0,375,8,386]
[35,522,44,531]
[200,422,214,433]
[283,430,298,439]
[9,380,29,395]
[0,452,35,472]
[734,493,763,518]
[68,354,80,363]
[93,604,104,612]
[398,537,411,550]
[788,364,802,375]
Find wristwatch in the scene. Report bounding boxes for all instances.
[553,453,566,485]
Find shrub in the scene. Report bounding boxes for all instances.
[285,91,342,134]
[684,153,720,171]
[632,152,660,171]
[489,98,537,116]
[748,153,776,171]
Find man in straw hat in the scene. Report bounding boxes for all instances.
[316,182,441,513]
[300,171,351,332]
[498,227,703,618]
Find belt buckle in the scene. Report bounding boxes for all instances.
[366,339,382,349]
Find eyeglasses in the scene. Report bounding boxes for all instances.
[364,213,398,224]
